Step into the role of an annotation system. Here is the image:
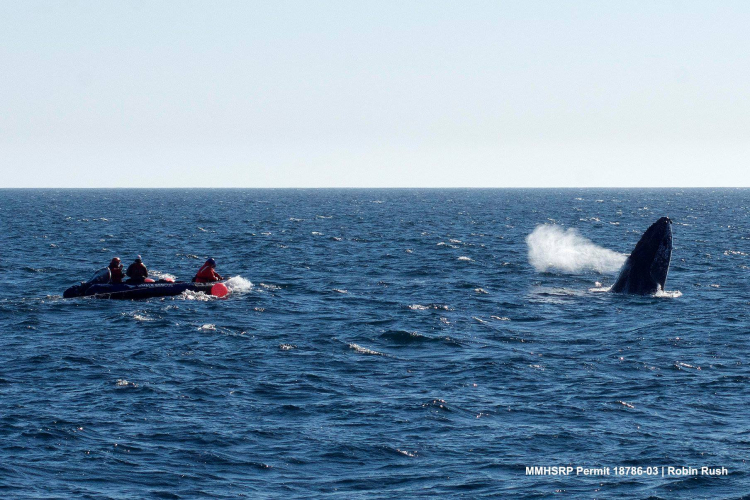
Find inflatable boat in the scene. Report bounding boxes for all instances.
[63,268,228,299]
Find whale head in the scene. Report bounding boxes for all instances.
[610,217,673,295]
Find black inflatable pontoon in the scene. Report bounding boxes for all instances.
[63,268,222,299]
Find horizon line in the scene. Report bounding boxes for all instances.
[0,186,748,190]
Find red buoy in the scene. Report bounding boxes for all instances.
[211,282,229,298]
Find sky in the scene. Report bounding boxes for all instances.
[1,1,749,188]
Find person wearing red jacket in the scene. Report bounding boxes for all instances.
[193,258,223,283]
[108,257,124,284]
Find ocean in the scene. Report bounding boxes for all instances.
[0,188,748,498]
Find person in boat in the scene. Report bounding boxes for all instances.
[193,258,223,283]
[126,255,149,284]
[108,257,124,284]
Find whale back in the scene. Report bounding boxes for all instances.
[610,217,673,295]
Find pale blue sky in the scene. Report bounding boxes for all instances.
[1,1,748,187]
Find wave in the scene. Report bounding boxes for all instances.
[380,330,434,343]
[526,224,626,274]
[225,276,253,293]
[173,276,252,301]
[654,288,682,298]
[408,304,450,311]
[179,290,213,301]
[348,343,384,356]
[149,270,177,281]
[379,329,461,346]
[589,283,682,297]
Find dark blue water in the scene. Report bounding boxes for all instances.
[0,189,748,498]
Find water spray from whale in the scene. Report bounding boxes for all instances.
[526,225,626,274]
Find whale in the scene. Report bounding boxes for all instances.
[610,217,673,295]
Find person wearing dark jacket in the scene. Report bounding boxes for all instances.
[193,258,223,283]
[109,257,124,284]
[126,255,149,283]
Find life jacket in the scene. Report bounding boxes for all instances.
[109,265,124,284]
[193,262,222,282]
